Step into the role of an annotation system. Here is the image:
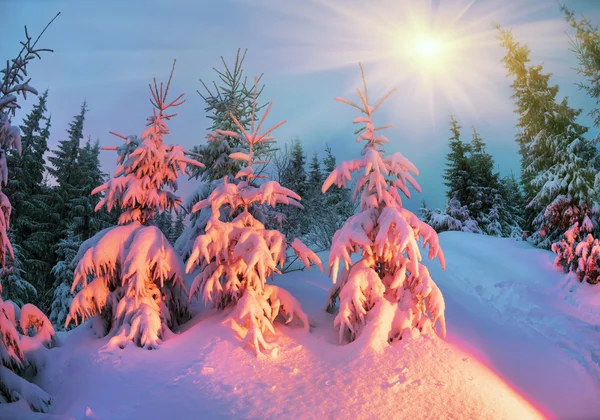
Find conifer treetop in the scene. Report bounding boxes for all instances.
[93,60,204,225]
[323,63,422,214]
[193,78,299,216]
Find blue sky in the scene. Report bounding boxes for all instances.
[2,0,600,213]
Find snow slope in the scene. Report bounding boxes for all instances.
[4,232,599,419]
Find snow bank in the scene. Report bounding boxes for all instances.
[20,233,599,419]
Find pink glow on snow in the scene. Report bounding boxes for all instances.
[447,337,554,419]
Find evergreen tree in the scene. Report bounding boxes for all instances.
[323,64,446,345]
[184,79,321,355]
[0,20,57,412]
[497,172,525,238]
[70,138,109,240]
[497,27,599,248]
[153,211,173,242]
[563,6,600,127]
[5,90,50,213]
[177,49,270,259]
[467,126,501,233]
[443,116,472,207]
[307,145,354,250]
[307,152,323,196]
[49,227,80,330]
[170,210,185,244]
[278,138,308,238]
[193,49,267,183]
[49,137,110,326]
[3,91,54,304]
[0,234,35,307]
[48,101,87,194]
[67,62,202,349]
[31,101,89,309]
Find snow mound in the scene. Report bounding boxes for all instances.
[16,233,599,419]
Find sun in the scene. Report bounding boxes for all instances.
[258,0,556,127]
[415,36,443,58]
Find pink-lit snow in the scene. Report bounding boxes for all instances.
[2,231,599,419]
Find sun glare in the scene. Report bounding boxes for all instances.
[263,0,557,126]
[415,36,442,58]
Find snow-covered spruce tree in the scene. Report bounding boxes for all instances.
[467,126,502,234]
[307,144,355,250]
[49,138,111,329]
[563,6,600,128]
[0,19,58,412]
[185,79,322,355]
[49,227,80,330]
[323,65,446,345]
[0,233,35,307]
[424,118,481,234]
[497,27,600,247]
[65,61,204,349]
[177,49,271,259]
[278,139,309,239]
[496,173,524,238]
[4,90,55,306]
[419,198,481,234]
[443,116,472,208]
[304,151,328,250]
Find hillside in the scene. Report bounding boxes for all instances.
[2,232,599,420]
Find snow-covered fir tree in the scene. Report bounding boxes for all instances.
[467,126,501,231]
[277,139,309,238]
[305,145,355,250]
[497,173,525,238]
[563,6,600,128]
[497,27,599,248]
[0,20,58,412]
[48,138,112,328]
[49,227,80,330]
[426,115,523,238]
[420,197,481,234]
[177,49,271,259]
[443,116,473,209]
[547,7,600,285]
[0,234,35,307]
[66,62,203,349]
[185,79,322,355]
[170,209,185,244]
[323,64,446,345]
[70,138,111,239]
[3,90,55,305]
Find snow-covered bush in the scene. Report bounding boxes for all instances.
[185,79,322,355]
[323,64,447,345]
[66,62,203,349]
[0,20,57,412]
[0,296,56,411]
[552,206,600,285]
[420,198,481,234]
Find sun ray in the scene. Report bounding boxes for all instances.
[254,0,566,132]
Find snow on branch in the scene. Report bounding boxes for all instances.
[66,62,198,350]
[93,61,204,225]
[323,63,447,348]
[186,78,321,356]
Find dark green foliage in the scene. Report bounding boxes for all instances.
[563,6,600,127]
[442,116,472,206]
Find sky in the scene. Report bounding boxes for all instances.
[1,0,600,214]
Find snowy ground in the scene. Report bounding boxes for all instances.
[3,232,599,419]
